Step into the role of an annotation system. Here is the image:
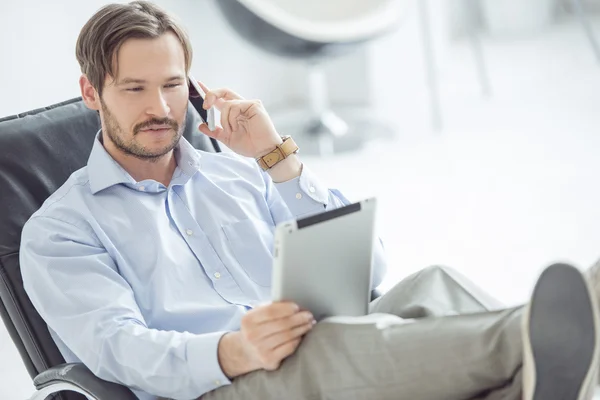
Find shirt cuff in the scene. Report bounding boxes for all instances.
[273,165,329,217]
[186,331,232,394]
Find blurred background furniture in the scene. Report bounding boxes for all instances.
[572,0,600,62]
[418,0,492,132]
[214,0,496,144]
[214,0,408,155]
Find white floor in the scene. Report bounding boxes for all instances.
[304,15,600,308]
[3,15,600,400]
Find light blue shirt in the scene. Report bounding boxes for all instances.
[20,133,386,400]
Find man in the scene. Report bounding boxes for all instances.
[19,2,600,400]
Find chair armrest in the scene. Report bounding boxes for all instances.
[33,363,137,400]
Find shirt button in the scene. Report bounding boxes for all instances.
[138,186,145,191]
[214,272,221,279]
[296,193,302,200]
[309,186,316,193]
[214,379,222,386]
[185,229,193,236]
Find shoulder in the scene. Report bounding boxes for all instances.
[25,166,94,233]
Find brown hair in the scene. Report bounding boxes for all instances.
[76,1,192,96]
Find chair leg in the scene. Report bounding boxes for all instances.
[465,0,492,97]
[305,62,349,139]
[572,0,600,63]
[417,0,443,132]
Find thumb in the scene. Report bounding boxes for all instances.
[198,123,225,141]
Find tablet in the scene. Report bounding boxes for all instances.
[271,197,377,320]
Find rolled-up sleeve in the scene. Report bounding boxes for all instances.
[20,216,231,400]
[263,165,387,288]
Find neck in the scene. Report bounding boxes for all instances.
[102,137,177,187]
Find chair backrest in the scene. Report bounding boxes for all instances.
[231,0,405,44]
[0,98,219,398]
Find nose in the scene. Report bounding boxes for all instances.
[146,90,170,118]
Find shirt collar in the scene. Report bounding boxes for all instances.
[87,131,202,194]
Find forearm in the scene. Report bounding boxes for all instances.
[74,322,230,399]
[266,154,302,183]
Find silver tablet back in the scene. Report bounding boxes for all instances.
[271,198,377,320]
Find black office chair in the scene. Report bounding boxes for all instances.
[0,98,220,400]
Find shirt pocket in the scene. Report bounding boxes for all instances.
[222,218,275,287]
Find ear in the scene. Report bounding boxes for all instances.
[79,74,101,111]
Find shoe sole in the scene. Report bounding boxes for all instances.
[523,263,599,400]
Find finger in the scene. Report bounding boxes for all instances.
[260,337,302,371]
[204,87,244,108]
[260,318,315,350]
[246,302,300,325]
[214,97,227,111]
[226,102,242,134]
[225,101,253,136]
[197,81,214,110]
[212,87,244,101]
[198,123,226,141]
[270,336,303,362]
[252,311,313,342]
[208,96,236,114]
[219,102,234,135]
[197,81,211,95]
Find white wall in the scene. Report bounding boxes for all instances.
[0,0,369,117]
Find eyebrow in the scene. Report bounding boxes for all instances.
[117,75,185,86]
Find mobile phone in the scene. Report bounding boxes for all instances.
[188,75,216,131]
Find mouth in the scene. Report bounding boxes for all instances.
[141,125,171,131]
[139,125,173,135]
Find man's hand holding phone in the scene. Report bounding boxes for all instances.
[189,78,302,182]
[192,82,284,159]
[217,302,316,378]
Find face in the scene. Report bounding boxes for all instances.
[81,31,189,162]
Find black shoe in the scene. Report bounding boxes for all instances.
[523,263,599,400]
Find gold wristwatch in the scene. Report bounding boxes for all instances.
[256,136,299,171]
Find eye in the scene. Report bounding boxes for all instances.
[165,83,181,89]
[126,87,143,92]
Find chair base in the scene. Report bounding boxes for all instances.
[29,382,94,400]
[269,105,397,156]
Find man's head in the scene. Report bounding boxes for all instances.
[76,1,193,162]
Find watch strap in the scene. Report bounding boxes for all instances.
[256,136,299,171]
